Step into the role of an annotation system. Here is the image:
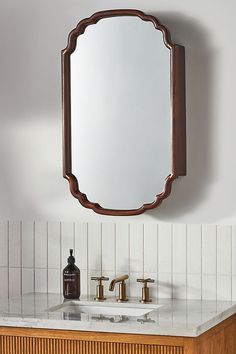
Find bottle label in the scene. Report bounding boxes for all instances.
[64,274,76,282]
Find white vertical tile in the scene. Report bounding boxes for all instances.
[80,269,88,296]
[35,221,47,268]
[232,275,236,301]
[48,269,61,293]
[202,275,217,300]
[35,269,47,292]
[0,221,8,267]
[130,223,143,274]
[88,223,102,271]
[158,224,172,273]
[102,223,115,272]
[217,275,231,301]
[0,268,8,298]
[173,273,187,299]
[217,225,231,275]
[22,221,34,268]
[9,301,22,314]
[75,222,88,270]
[9,221,21,267]
[187,224,201,274]
[130,272,141,298]
[9,268,21,297]
[2,220,236,302]
[158,273,172,298]
[48,221,60,269]
[61,222,74,268]
[22,268,34,294]
[144,224,157,274]
[232,226,236,275]
[116,223,129,273]
[173,224,187,274]
[187,274,201,300]
[202,225,217,275]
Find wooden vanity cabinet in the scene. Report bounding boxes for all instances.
[0,314,235,354]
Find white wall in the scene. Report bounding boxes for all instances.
[1,2,235,303]
[0,0,235,223]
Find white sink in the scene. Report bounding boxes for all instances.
[48,300,162,317]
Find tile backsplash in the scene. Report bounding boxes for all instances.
[0,221,235,301]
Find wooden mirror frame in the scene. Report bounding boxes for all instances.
[62,9,186,216]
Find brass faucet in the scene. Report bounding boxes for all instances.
[109,275,129,302]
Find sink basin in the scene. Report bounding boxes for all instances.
[48,300,162,317]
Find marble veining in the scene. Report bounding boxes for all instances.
[0,293,235,337]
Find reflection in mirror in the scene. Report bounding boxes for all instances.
[62,10,186,215]
[71,17,170,210]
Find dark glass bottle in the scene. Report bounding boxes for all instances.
[63,249,80,299]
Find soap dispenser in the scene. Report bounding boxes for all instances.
[63,249,80,299]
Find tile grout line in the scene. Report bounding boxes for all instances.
[200,224,203,301]
[46,221,49,294]
[86,222,89,296]
[7,221,10,300]
[156,224,159,298]
[20,221,23,315]
[171,224,173,299]
[0,265,89,270]
[114,223,116,297]
[59,222,62,294]
[142,223,144,278]
[20,221,23,297]
[46,221,49,312]
[100,223,103,276]
[216,225,218,302]
[185,225,188,319]
[73,222,76,256]
[156,226,159,323]
[128,223,131,296]
[231,225,233,302]
[186,224,188,300]
[114,223,117,278]
[113,223,117,296]
[171,226,174,324]
[200,226,203,321]
[33,221,36,294]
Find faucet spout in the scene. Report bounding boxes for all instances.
[109,275,129,302]
[109,275,129,292]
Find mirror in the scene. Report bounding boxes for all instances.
[62,10,186,216]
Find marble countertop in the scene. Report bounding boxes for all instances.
[0,293,235,337]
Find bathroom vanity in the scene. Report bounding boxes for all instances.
[0,293,235,353]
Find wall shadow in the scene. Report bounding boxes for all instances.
[147,12,217,221]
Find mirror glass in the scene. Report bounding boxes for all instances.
[70,16,171,210]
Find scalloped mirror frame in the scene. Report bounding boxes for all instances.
[62,9,186,216]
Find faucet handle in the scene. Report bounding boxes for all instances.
[91,276,109,284]
[136,278,155,303]
[137,278,155,284]
[91,276,109,301]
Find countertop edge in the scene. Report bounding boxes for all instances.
[0,316,199,337]
[195,304,236,336]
